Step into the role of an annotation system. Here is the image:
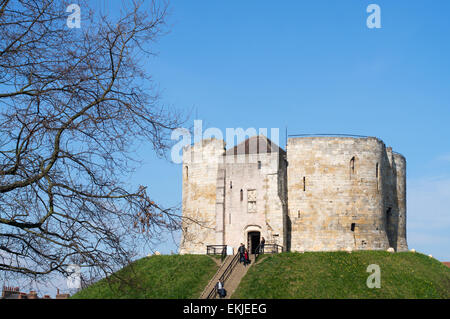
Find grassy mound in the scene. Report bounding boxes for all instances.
[72,255,218,299]
[233,251,450,299]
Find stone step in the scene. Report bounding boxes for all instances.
[199,255,234,299]
[223,255,254,299]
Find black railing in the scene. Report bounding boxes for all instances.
[206,245,228,262]
[206,252,240,299]
[254,243,284,259]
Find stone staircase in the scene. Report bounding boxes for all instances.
[199,255,234,299]
[222,255,255,299]
[199,254,255,299]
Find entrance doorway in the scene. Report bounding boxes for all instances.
[247,231,261,254]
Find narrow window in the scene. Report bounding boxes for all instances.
[351,223,356,232]
[257,161,261,169]
[184,166,188,180]
[303,176,306,192]
[230,181,232,189]
[386,207,392,217]
[350,157,356,177]
[376,163,379,190]
[240,189,243,201]
[297,210,301,218]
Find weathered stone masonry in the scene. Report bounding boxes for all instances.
[179,135,407,254]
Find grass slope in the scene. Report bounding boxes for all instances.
[72,255,218,299]
[233,251,450,299]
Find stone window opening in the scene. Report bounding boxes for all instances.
[258,161,261,169]
[240,189,243,201]
[184,166,188,180]
[350,157,356,178]
[303,176,306,191]
[386,207,392,217]
[351,223,356,232]
[230,181,232,189]
[297,210,301,218]
[376,162,379,190]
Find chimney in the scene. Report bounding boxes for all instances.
[27,290,38,299]
[55,289,70,299]
[2,286,20,299]
[18,293,27,299]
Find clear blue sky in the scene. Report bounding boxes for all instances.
[129,0,450,261]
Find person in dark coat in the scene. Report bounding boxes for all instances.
[259,237,265,254]
[238,243,245,263]
[216,280,226,298]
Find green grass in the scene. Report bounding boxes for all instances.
[71,255,218,299]
[71,251,450,299]
[233,251,450,299]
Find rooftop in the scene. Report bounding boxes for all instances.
[225,135,285,156]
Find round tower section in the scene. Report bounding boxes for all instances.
[286,136,390,252]
[393,152,408,251]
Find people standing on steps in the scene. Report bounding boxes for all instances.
[238,243,245,263]
[244,248,250,266]
[216,280,226,298]
[259,237,265,254]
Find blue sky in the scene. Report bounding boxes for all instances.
[127,0,450,261]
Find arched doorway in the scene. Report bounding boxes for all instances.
[247,231,261,254]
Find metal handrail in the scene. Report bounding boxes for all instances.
[206,252,240,299]
[206,245,228,262]
[254,243,284,259]
[206,245,227,255]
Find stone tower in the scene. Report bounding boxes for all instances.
[179,138,226,254]
[179,135,407,254]
[286,136,407,252]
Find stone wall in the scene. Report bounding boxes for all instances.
[286,137,391,252]
[180,135,407,254]
[393,153,408,251]
[222,151,287,252]
[179,138,226,254]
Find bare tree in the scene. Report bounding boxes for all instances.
[0,0,183,284]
